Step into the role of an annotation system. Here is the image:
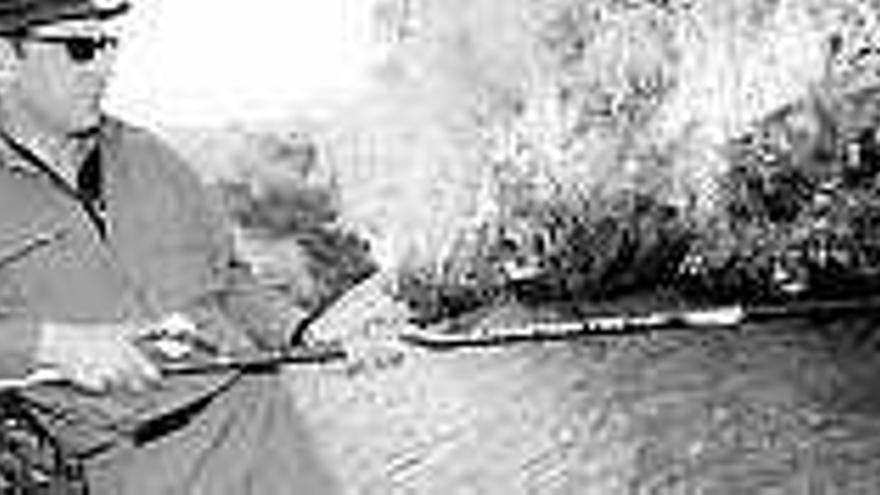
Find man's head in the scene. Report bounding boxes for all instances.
[0,0,129,137]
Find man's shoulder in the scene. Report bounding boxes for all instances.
[101,116,180,161]
[101,116,204,188]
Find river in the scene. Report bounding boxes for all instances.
[283,293,880,494]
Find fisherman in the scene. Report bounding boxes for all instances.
[0,1,341,492]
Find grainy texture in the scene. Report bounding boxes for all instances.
[286,312,880,494]
[159,1,880,491]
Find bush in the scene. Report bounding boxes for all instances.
[376,0,880,322]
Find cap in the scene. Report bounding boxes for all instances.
[0,0,130,34]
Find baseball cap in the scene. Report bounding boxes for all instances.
[0,0,130,34]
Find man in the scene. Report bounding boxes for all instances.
[0,1,341,492]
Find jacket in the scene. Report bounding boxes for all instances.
[0,117,300,452]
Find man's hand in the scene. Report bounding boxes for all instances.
[36,321,161,394]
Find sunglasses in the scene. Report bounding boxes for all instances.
[10,34,119,63]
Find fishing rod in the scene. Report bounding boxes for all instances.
[398,295,880,349]
[0,340,348,391]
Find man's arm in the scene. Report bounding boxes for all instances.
[108,119,312,352]
[0,271,161,392]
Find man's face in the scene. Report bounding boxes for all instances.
[2,18,118,136]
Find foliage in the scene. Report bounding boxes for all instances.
[677,89,880,303]
[395,85,880,324]
[356,0,880,322]
[216,134,377,311]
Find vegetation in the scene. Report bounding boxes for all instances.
[367,0,880,323]
[215,133,377,312]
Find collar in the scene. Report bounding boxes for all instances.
[0,125,102,177]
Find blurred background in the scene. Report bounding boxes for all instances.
[101,0,880,317]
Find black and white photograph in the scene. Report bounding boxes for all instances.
[3,0,880,493]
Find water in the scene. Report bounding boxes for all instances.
[286,309,880,493]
